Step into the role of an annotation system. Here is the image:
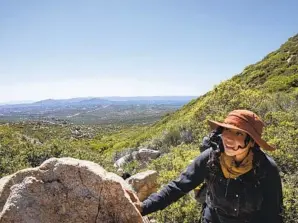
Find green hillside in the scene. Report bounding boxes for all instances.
[150,34,298,131]
[0,34,297,222]
[122,34,298,222]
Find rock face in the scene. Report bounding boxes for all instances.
[127,170,158,201]
[0,158,147,223]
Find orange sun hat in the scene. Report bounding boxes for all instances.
[208,109,275,151]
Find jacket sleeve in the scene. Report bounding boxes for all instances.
[260,157,283,223]
[141,148,211,216]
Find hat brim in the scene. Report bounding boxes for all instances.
[208,120,275,151]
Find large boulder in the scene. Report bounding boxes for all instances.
[0,157,148,223]
[127,170,158,201]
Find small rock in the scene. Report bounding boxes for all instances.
[127,170,158,201]
[135,148,161,162]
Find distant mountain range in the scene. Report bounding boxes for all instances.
[0,96,198,124]
[0,96,198,108]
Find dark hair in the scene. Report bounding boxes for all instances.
[206,127,223,174]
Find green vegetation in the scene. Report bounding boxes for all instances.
[0,34,298,222]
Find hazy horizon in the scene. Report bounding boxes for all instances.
[1,1,298,102]
[0,95,199,105]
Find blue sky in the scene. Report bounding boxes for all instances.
[0,0,297,103]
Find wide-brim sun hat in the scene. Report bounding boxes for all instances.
[208,109,275,151]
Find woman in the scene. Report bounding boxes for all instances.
[131,109,283,223]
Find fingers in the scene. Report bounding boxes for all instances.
[135,202,143,213]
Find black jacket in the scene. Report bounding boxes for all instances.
[141,148,283,223]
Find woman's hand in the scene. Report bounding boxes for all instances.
[125,189,143,213]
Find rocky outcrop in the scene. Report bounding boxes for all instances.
[0,158,148,223]
[114,148,161,168]
[126,170,158,202]
[114,154,133,168]
[133,148,161,162]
